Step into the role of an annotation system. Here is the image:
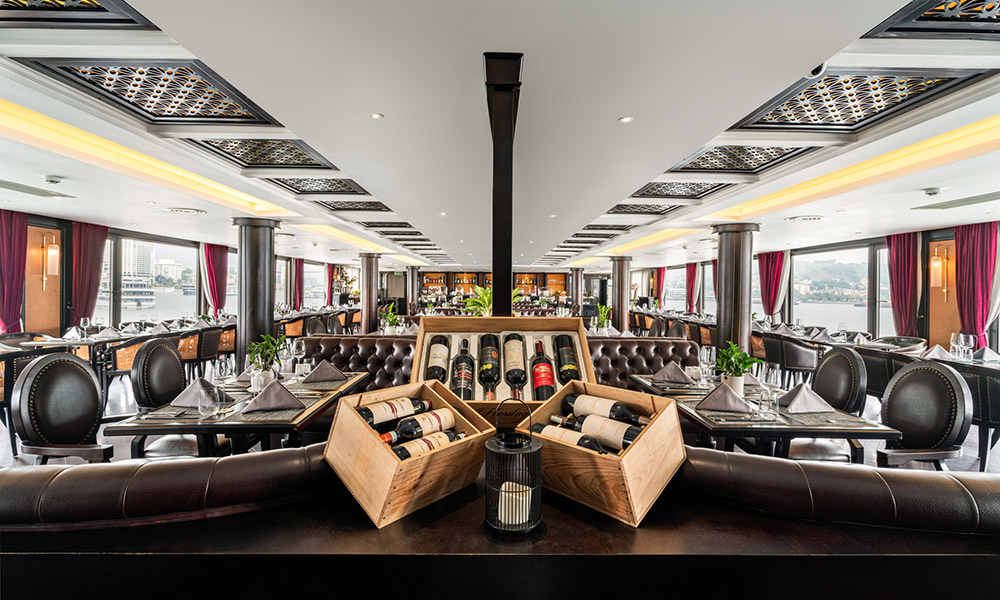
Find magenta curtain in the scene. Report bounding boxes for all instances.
[0,210,28,334]
[955,222,998,349]
[202,243,229,317]
[326,264,337,305]
[685,263,698,313]
[655,267,665,305]
[711,259,718,298]
[885,232,920,337]
[758,251,785,317]
[292,258,304,310]
[70,221,109,327]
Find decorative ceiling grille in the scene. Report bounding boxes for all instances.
[923,1,1000,20]
[59,64,263,120]
[677,146,799,172]
[866,0,1000,39]
[312,200,389,212]
[633,181,726,198]
[564,239,601,245]
[2,1,104,9]
[0,0,149,26]
[573,232,617,239]
[755,75,952,128]
[273,178,364,194]
[200,139,327,167]
[608,203,682,215]
[358,221,412,228]
[379,230,423,236]
[583,224,636,231]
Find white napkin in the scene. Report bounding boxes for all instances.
[168,320,183,330]
[772,324,795,335]
[301,359,347,383]
[226,316,238,325]
[243,381,305,412]
[973,347,1000,362]
[923,344,955,360]
[93,327,121,340]
[779,383,835,413]
[403,323,419,335]
[812,330,833,342]
[121,323,140,334]
[620,330,635,338]
[607,326,620,336]
[697,384,756,414]
[743,372,761,385]
[150,323,170,334]
[193,318,212,329]
[170,378,230,408]
[63,327,83,340]
[652,362,696,384]
[751,321,764,332]
[851,333,868,345]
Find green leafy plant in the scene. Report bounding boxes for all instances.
[596,303,611,328]
[198,313,211,322]
[463,286,524,317]
[380,301,400,326]
[715,341,763,377]
[540,300,549,308]
[752,312,759,321]
[248,333,285,372]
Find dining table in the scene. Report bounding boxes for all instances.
[631,374,901,460]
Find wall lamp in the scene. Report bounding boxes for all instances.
[42,233,59,291]
[930,244,949,303]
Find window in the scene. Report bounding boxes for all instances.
[751,257,764,320]
[791,247,869,332]
[226,249,238,316]
[877,247,893,337]
[702,262,716,316]
[275,258,289,306]
[127,239,198,322]
[94,240,113,326]
[662,267,686,311]
[302,262,326,308]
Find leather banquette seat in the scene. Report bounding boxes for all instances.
[588,337,700,390]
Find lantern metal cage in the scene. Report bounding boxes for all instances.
[485,398,542,533]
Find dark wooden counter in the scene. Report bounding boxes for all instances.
[3,474,999,597]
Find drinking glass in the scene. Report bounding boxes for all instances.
[197,384,219,419]
[950,332,962,356]
[292,338,308,380]
[959,334,976,361]
[80,317,90,338]
[94,315,105,328]
[837,322,847,334]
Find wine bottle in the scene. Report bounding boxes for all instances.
[530,423,606,454]
[425,335,451,382]
[550,414,641,451]
[393,431,467,461]
[530,340,556,401]
[380,407,456,445]
[478,334,501,401]
[450,339,475,400]
[553,334,581,384]
[562,394,651,426]
[357,398,430,427]
[503,333,527,400]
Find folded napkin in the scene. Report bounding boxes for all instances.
[973,347,1000,362]
[923,344,955,360]
[652,361,696,384]
[751,321,764,332]
[170,378,230,408]
[403,323,419,335]
[236,368,253,382]
[226,316,238,325]
[273,311,282,319]
[607,326,620,336]
[743,372,761,385]
[302,359,347,383]
[772,324,795,335]
[121,322,140,334]
[697,384,756,414]
[93,327,122,340]
[779,383,834,413]
[289,311,300,317]
[150,323,170,334]
[243,380,304,412]
[193,318,212,329]
[169,320,183,330]
[620,330,635,338]
[851,333,868,345]
[63,327,83,340]
[806,327,821,338]
[812,330,833,342]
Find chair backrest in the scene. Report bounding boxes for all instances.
[108,336,148,371]
[199,328,223,360]
[874,336,927,355]
[11,353,102,446]
[761,334,782,364]
[131,338,186,409]
[177,330,200,360]
[665,320,688,339]
[648,319,665,337]
[781,338,819,370]
[305,317,327,336]
[699,326,712,347]
[218,326,236,352]
[882,361,972,450]
[812,347,867,414]
[750,334,766,360]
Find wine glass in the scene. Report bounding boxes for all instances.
[950,332,962,356]
[94,315,105,329]
[292,338,308,380]
[80,317,90,338]
[959,334,976,361]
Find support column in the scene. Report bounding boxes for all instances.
[570,267,584,312]
[713,223,760,353]
[233,217,278,369]
[360,253,379,334]
[610,256,631,334]
[406,266,420,315]
[484,52,522,317]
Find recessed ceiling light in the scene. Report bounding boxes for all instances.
[987,211,996,215]
[855,232,863,235]
[618,116,634,123]
[0,198,11,203]
[147,201,157,205]
[835,209,846,213]
[440,212,447,216]
[166,207,206,215]
[275,232,294,238]
[369,113,384,120]
[459,239,464,243]
[520,253,524,257]
[549,214,556,218]
[130,222,138,226]
[529,240,534,244]
[698,238,714,243]
[784,215,824,222]
[291,246,299,249]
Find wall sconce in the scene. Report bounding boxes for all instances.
[42,233,59,291]
[930,244,949,303]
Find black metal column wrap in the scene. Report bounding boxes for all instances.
[570,267,584,310]
[406,266,420,315]
[713,222,760,354]
[484,52,523,317]
[233,217,279,369]
[360,252,379,334]
[610,256,631,335]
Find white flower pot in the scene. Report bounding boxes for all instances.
[722,373,744,397]
[597,326,610,337]
[250,368,275,394]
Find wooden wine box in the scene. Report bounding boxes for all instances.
[411,316,596,429]
[515,380,685,527]
[324,379,494,528]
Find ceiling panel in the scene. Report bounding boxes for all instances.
[271,177,366,194]
[194,138,333,168]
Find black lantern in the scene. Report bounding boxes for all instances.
[485,399,542,533]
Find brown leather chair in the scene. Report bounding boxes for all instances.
[877,361,972,471]
[665,320,688,339]
[10,353,113,464]
[780,338,820,387]
[304,317,327,336]
[179,327,223,383]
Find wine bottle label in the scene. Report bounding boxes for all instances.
[479,348,499,373]
[427,343,449,371]
[367,398,417,425]
[397,431,451,458]
[532,363,555,388]
[452,365,474,390]
[572,395,617,419]
[558,347,580,373]
[539,425,585,445]
[581,416,631,450]
[412,408,455,434]
[503,340,524,371]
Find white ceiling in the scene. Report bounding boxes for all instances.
[2,0,997,272]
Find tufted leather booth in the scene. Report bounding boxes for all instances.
[299,335,416,391]
[588,337,700,390]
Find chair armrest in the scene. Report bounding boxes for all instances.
[848,438,864,464]
[20,443,114,462]
[877,446,962,467]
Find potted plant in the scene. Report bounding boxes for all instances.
[595,303,612,336]
[380,301,401,334]
[715,341,762,397]
[463,286,524,317]
[247,333,285,393]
